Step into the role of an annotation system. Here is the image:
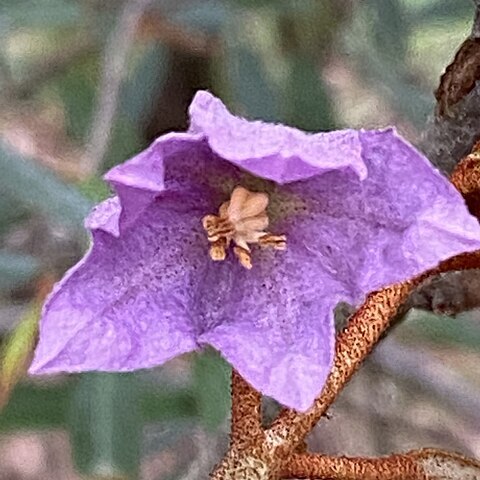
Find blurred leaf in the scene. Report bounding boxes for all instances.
[78,176,112,203]
[102,113,145,172]
[0,380,197,431]
[0,193,28,235]
[143,418,197,457]
[0,302,39,407]
[141,387,197,423]
[172,0,229,33]
[0,252,39,292]
[56,55,98,142]
[369,0,409,60]
[122,44,169,127]
[230,0,279,8]
[193,349,231,431]
[225,45,280,121]
[344,7,432,126]
[0,381,72,430]
[282,0,344,57]
[405,309,480,350]
[285,56,335,131]
[221,10,280,122]
[2,0,82,29]
[69,373,141,479]
[221,3,340,129]
[96,43,167,172]
[405,0,473,26]
[0,142,92,226]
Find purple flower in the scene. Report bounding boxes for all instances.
[30,91,480,411]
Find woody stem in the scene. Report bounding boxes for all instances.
[282,448,480,480]
[230,369,263,448]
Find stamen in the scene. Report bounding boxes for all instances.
[234,245,252,270]
[259,234,287,250]
[201,186,286,269]
[209,238,228,262]
[202,215,235,242]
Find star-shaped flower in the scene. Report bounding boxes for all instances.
[29,91,480,411]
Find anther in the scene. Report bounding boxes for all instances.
[259,234,287,250]
[210,238,228,261]
[201,186,286,269]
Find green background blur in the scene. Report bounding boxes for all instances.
[1,1,480,478]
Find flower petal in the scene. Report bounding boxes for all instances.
[282,128,480,303]
[103,131,252,235]
[103,132,201,234]
[199,128,480,412]
[30,89,480,415]
[29,192,206,374]
[198,233,346,412]
[188,90,368,183]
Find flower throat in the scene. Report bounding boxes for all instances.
[202,186,286,269]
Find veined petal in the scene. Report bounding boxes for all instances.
[29,193,206,374]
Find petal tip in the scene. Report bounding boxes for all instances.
[190,89,216,109]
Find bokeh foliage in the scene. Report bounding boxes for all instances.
[0,0,478,478]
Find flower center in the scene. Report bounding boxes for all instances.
[202,186,286,269]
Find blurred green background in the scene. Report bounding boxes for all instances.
[1,0,480,478]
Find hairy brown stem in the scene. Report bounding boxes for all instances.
[284,452,424,479]
[283,449,480,480]
[451,140,480,218]
[452,151,480,194]
[230,370,263,448]
[267,281,415,451]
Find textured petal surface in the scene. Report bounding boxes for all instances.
[30,192,206,373]
[280,128,480,303]
[103,132,201,233]
[195,127,480,410]
[189,90,368,183]
[30,133,258,374]
[198,233,346,411]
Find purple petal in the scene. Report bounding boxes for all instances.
[85,196,121,236]
[30,127,253,375]
[188,90,368,183]
[103,132,202,233]
[198,234,346,411]
[283,128,480,302]
[29,192,206,374]
[197,127,480,411]
[103,131,251,235]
